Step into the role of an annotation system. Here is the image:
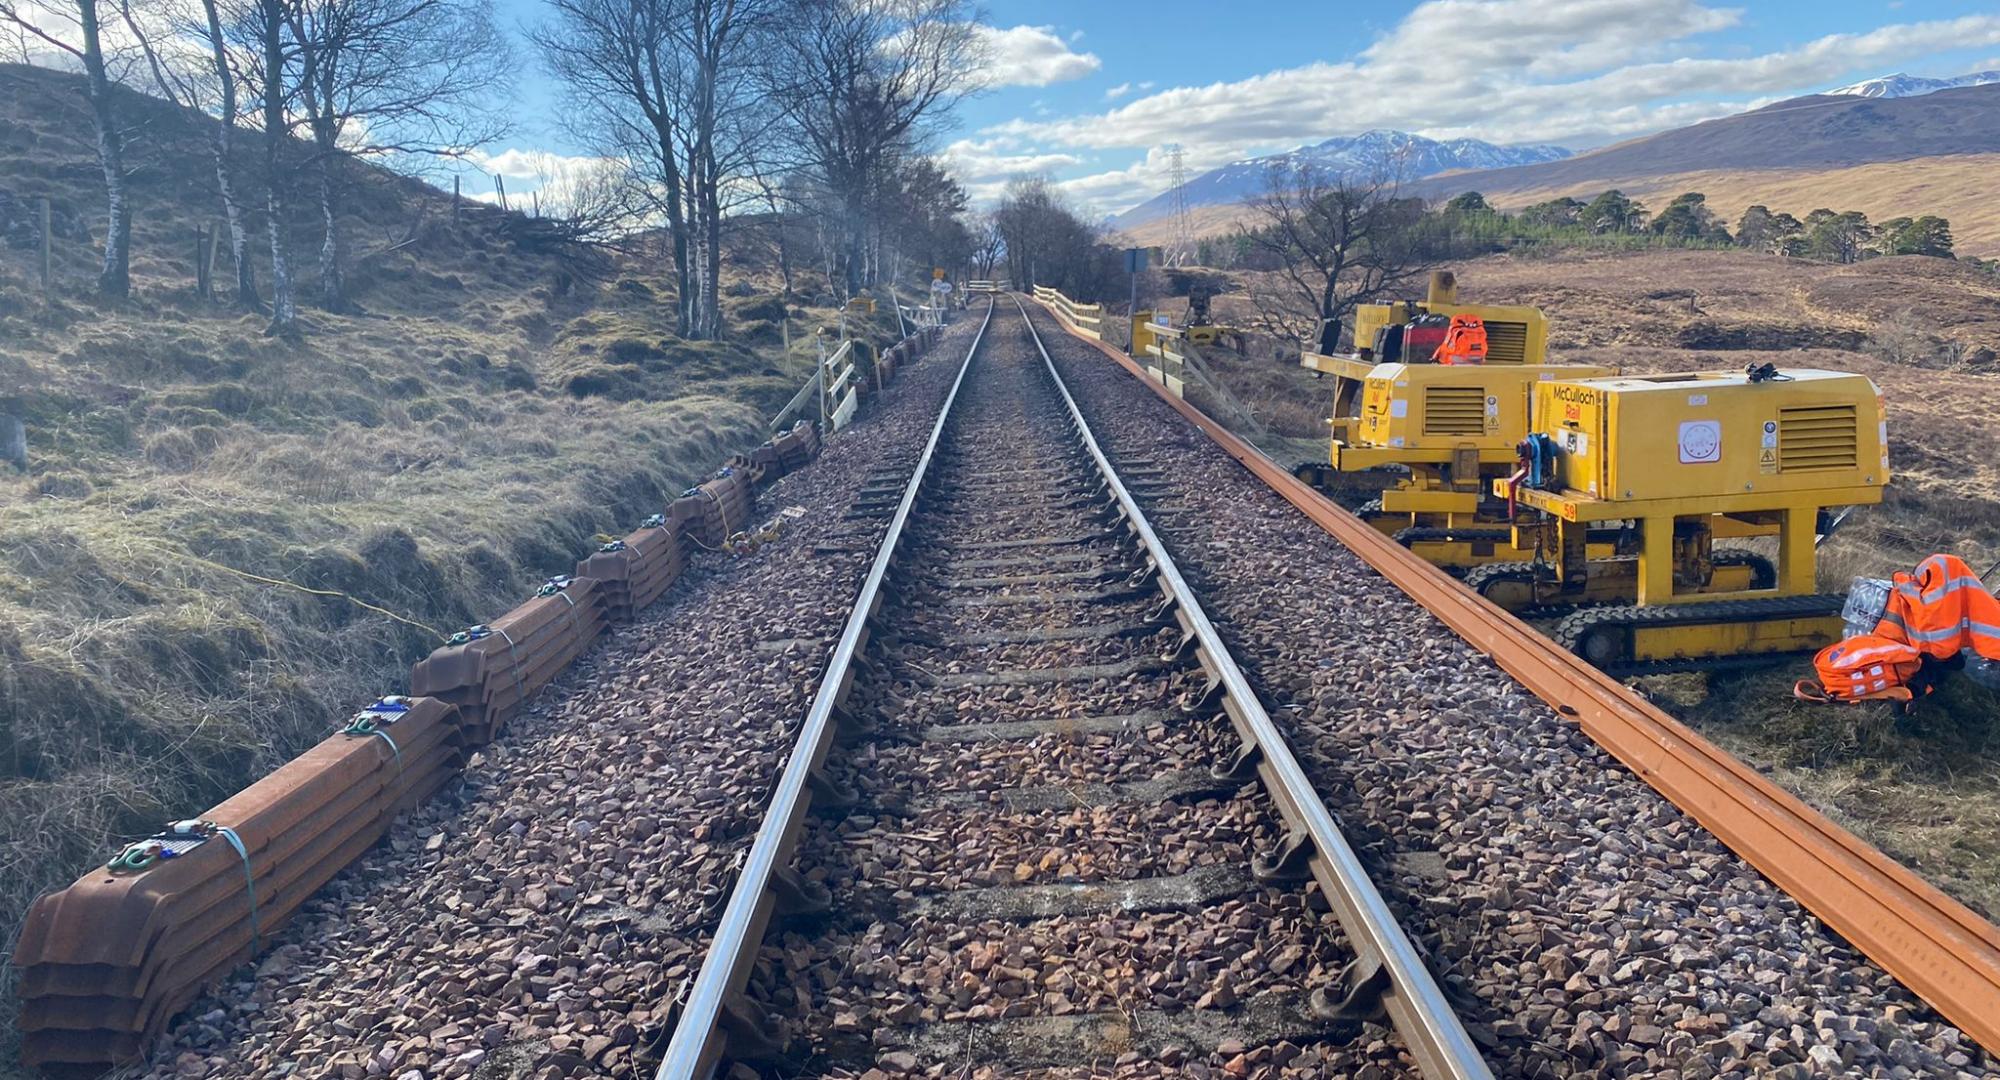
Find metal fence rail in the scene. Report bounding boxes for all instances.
[1032,284,1103,339]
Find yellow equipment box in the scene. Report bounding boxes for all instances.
[1487,367,1890,671]
[1289,272,1618,570]
[1529,369,1889,508]
[1337,362,1611,466]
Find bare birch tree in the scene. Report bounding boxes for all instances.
[283,0,509,312]
[762,0,981,297]
[117,0,261,308]
[1,0,134,297]
[534,0,695,332]
[248,0,296,331]
[536,0,781,339]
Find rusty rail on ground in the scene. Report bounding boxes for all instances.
[1029,292,2000,1057]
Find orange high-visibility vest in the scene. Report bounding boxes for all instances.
[1801,634,1923,702]
[1876,554,2000,662]
[1434,315,1488,365]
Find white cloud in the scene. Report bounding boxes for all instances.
[975,24,1101,88]
[1053,143,1248,217]
[981,0,2000,217]
[1052,148,1180,214]
[939,136,1086,202]
[465,148,617,184]
[1104,82,1132,100]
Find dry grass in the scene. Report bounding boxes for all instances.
[1182,248,2000,915]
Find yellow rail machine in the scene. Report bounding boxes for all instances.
[1490,366,1888,671]
[1295,271,1614,568]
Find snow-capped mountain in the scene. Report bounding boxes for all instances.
[1111,131,1570,227]
[1826,71,2000,99]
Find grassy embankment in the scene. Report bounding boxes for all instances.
[0,61,896,1047]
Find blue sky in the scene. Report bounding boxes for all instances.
[471,0,2000,216]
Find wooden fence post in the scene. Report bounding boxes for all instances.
[194,226,211,299]
[1,414,24,472]
[38,197,52,299]
[452,175,461,227]
[494,174,508,212]
[207,220,222,294]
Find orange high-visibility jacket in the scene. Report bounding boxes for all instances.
[1876,554,2000,662]
[1807,633,1924,702]
[1434,315,1488,365]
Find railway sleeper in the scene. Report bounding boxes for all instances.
[920,654,1172,689]
[939,532,1102,552]
[919,710,1167,743]
[929,619,1168,648]
[933,565,1126,590]
[942,548,1106,572]
[820,993,1360,1076]
[909,770,1238,813]
[941,582,1152,608]
[905,864,1255,922]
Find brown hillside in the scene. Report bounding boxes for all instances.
[1409,85,2000,195]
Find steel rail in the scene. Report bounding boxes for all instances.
[1027,292,2000,1057]
[654,298,995,1080]
[1013,297,1495,1080]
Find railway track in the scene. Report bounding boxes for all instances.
[656,298,1490,1078]
[112,293,1994,1080]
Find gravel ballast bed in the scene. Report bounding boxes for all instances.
[748,315,1428,1080]
[133,317,983,1080]
[1026,299,1995,1080]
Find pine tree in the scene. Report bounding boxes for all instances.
[1582,190,1645,234]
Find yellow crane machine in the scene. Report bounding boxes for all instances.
[1491,365,1888,671]
[1295,271,1619,568]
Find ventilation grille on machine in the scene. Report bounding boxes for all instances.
[1423,386,1486,436]
[1483,321,1530,363]
[1778,404,1859,471]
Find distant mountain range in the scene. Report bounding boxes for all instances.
[1112,83,2000,256]
[1827,71,2000,99]
[1396,83,2000,201]
[1110,131,1570,228]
